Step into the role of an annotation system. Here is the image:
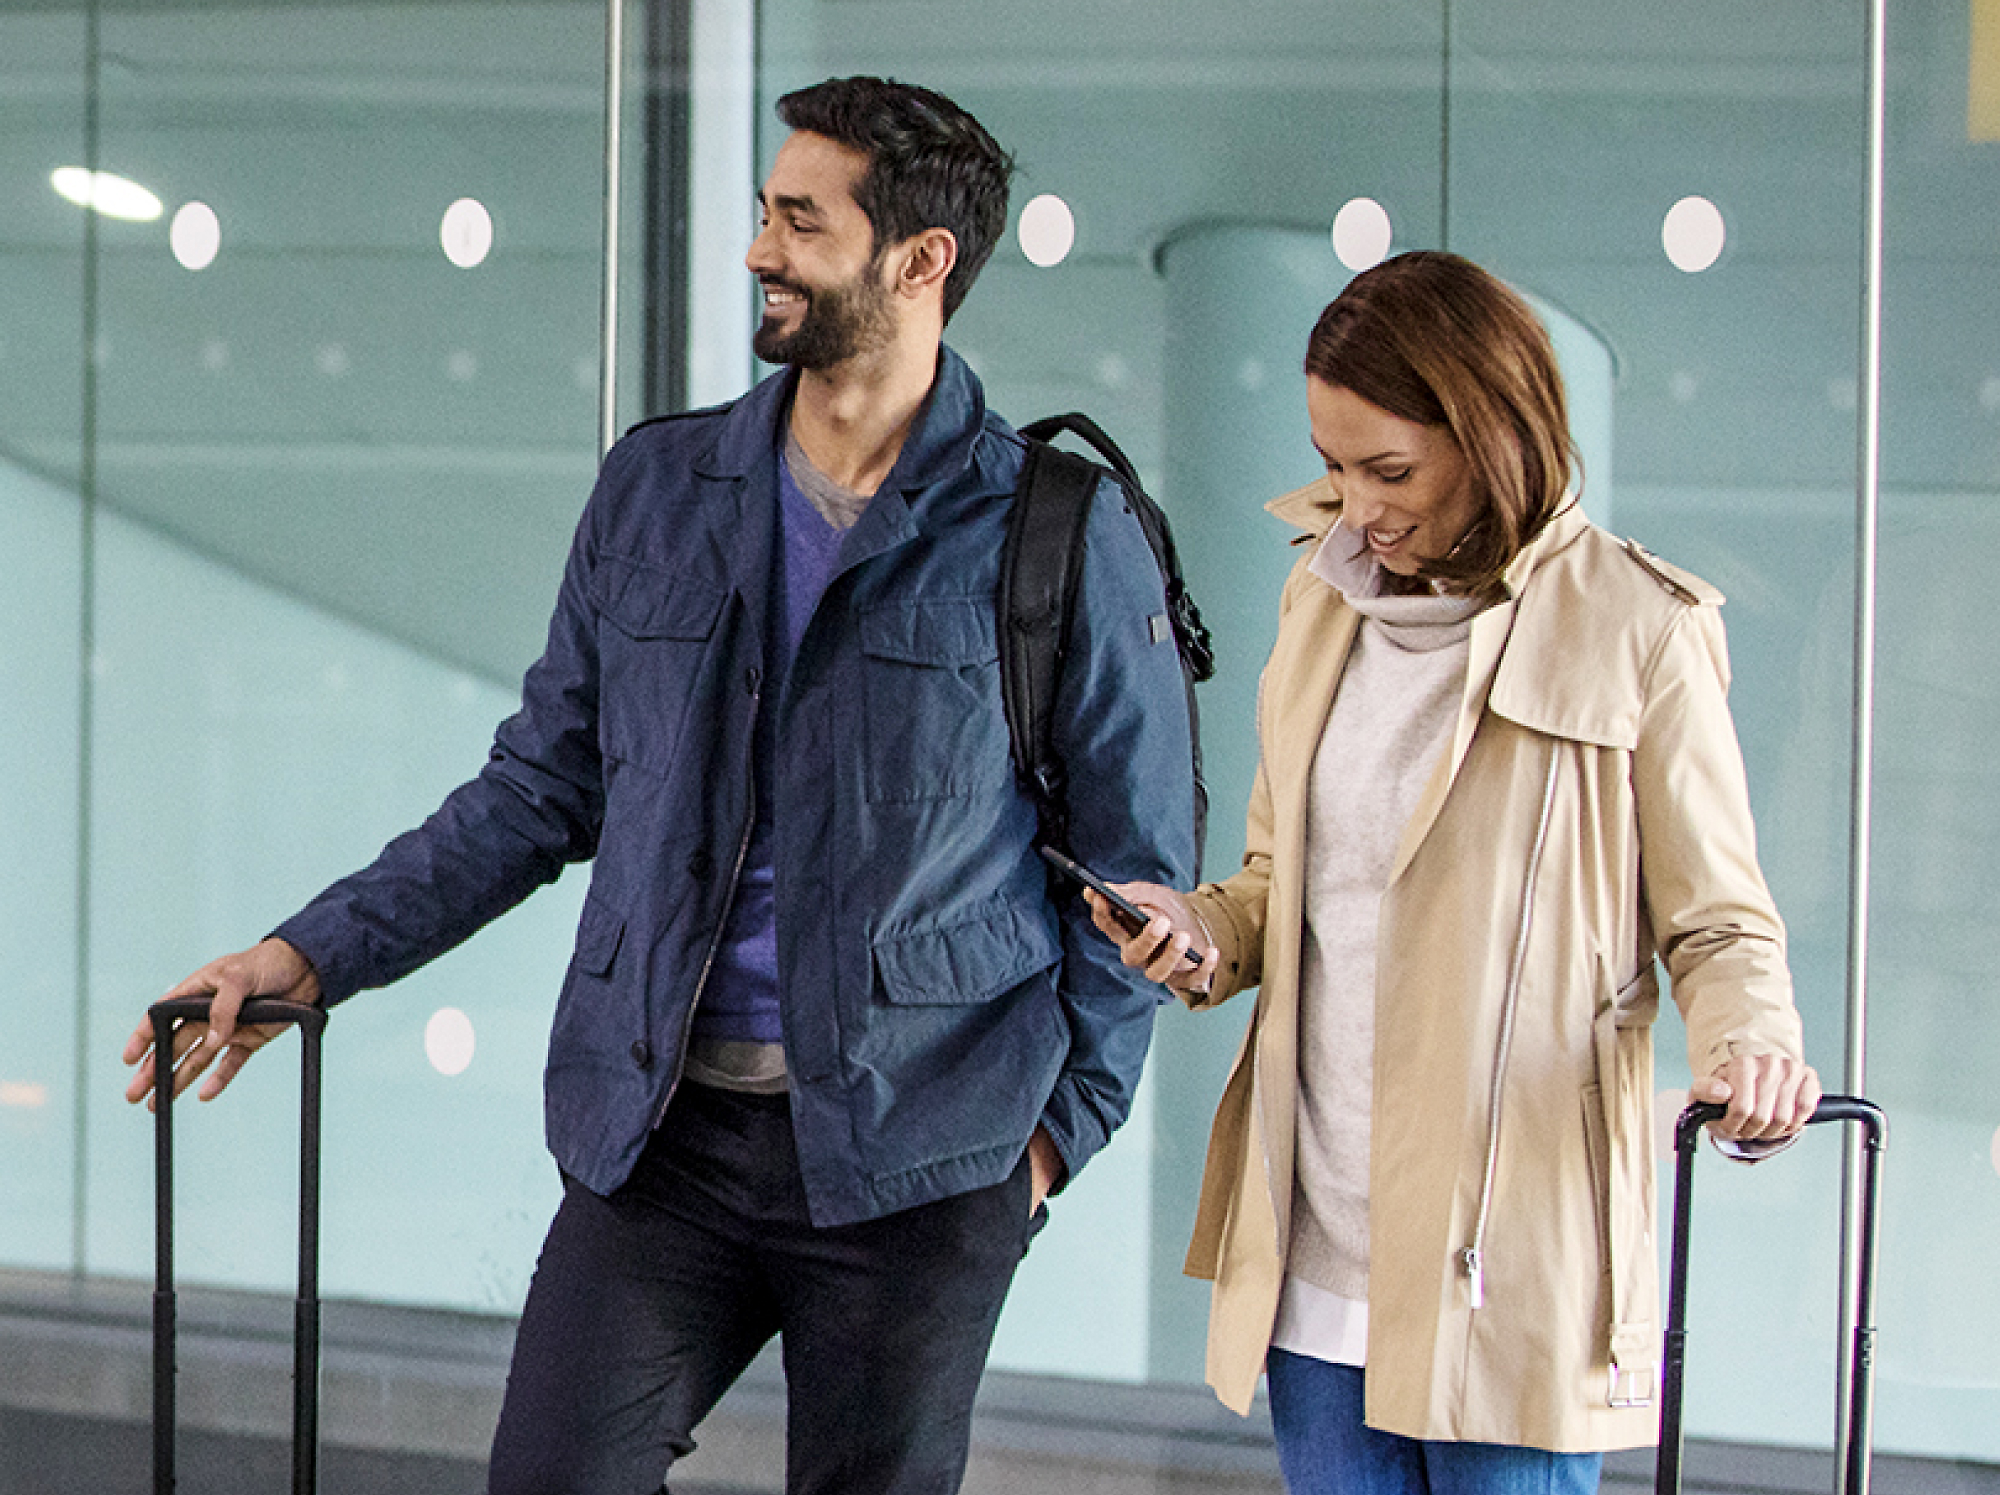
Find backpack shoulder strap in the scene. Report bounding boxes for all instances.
[1000,438,1097,852]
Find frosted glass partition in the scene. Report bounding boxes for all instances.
[751,0,2000,1463]
[0,0,625,1317]
[4,0,1998,1471]
[78,502,581,1308]
[0,3,86,1277]
[0,464,85,1273]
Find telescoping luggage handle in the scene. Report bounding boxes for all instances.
[1657,1095,1887,1495]
[150,994,327,1495]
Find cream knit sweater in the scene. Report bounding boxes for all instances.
[1281,524,1487,1353]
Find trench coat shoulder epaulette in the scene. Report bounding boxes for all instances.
[1619,538,1724,608]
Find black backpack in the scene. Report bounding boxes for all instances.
[999,412,1215,863]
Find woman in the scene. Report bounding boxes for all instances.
[1091,251,1818,1493]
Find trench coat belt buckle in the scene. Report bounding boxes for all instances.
[1607,1359,1658,1408]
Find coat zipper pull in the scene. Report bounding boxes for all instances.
[1460,1246,1484,1310]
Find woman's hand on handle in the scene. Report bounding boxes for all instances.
[1083,881,1219,996]
[122,937,323,1108]
[1691,1051,1822,1143]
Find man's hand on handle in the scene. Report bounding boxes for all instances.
[123,937,322,1108]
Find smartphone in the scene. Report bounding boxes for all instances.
[1038,846,1204,967]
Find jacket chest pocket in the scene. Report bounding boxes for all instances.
[857,599,1009,802]
[592,554,727,779]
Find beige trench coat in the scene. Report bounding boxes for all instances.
[1182,487,1804,1452]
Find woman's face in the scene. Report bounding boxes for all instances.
[1307,377,1479,578]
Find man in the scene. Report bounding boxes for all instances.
[124,76,1195,1494]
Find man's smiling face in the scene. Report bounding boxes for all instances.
[746,131,897,370]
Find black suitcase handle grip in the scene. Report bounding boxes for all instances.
[150,993,327,1037]
[1659,1092,1885,1495]
[1674,1093,1886,1154]
[150,994,327,1495]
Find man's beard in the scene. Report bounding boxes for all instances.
[753,261,896,370]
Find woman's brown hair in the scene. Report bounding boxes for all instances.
[1304,250,1577,595]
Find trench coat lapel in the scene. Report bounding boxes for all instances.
[1384,502,1588,885]
[1386,594,1517,885]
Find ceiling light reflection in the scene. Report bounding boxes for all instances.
[171,201,220,270]
[0,1080,50,1109]
[51,166,163,222]
[440,198,493,268]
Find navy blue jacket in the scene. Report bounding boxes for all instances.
[275,349,1197,1226]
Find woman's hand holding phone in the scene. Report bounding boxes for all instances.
[1040,849,1217,994]
[1087,884,1217,993]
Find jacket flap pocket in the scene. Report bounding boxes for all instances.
[858,598,997,667]
[874,898,1060,1005]
[571,894,626,976]
[592,554,725,641]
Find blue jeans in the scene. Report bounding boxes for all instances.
[487,1082,1042,1495]
[1267,1350,1603,1495]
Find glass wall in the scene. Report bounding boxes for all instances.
[757,0,1996,1464]
[1,0,635,1312]
[0,9,87,1276]
[5,0,1997,1474]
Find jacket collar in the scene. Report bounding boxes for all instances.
[692,345,987,503]
[1267,475,1590,606]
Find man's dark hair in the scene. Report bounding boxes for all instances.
[776,76,1014,324]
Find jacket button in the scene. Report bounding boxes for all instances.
[687,847,714,882]
[630,1040,653,1070]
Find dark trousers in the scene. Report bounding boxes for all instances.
[487,1082,1040,1495]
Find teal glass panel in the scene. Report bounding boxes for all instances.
[754,0,2000,1457]
[79,505,580,1306]
[57,0,613,1315]
[0,4,86,1273]
[1862,3,2000,1461]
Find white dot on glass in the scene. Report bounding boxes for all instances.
[1669,370,1699,404]
[316,344,351,378]
[1827,377,1858,412]
[1237,358,1267,393]
[440,198,494,269]
[170,201,221,271]
[200,337,229,373]
[1662,196,1726,274]
[425,1007,477,1077]
[1095,353,1131,391]
[573,355,596,392]
[1017,194,1076,269]
[447,349,479,382]
[1331,197,1393,272]
[1979,377,2000,413]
